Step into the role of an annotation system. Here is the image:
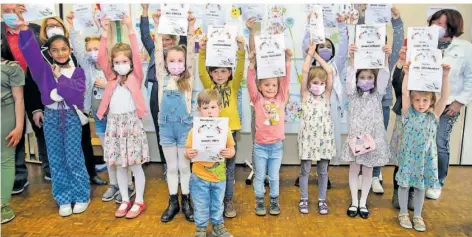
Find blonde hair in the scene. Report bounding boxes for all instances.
[40,17,70,44]
[256,77,281,94]
[197,89,222,107]
[410,91,437,111]
[307,66,328,87]
[85,36,101,48]
[111,43,133,80]
[166,45,191,92]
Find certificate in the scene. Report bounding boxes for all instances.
[206,25,238,67]
[408,49,443,93]
[73,4,100,36]
[192,117,229,162]
[203,4,226,32]
[338,4,359,25]
[354,24,386,69]
[23,4,56,22]
[100,4,129,21]
[406,27,439,61]
[321,4,338,28]
[255,34,286,79]
[241,4,265,22]
[308,5,325,44]
[262,5,286,35]
[365,4,391,24]
[158,3,189,36]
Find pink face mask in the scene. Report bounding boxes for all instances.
[309,84,326,96]
[167,62,185,75]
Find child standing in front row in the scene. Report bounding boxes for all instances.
[153,10,196,223]
[247,38,292,215]
[342,44,392,219]
[298,42,335,215]
[96,15,149,219]
[396,62,450,232]
[198,33,245,218]
[185,89,235,237]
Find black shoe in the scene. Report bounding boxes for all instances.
[327,178,332,189]
[346,205,358,218]
[12,180,29,195]
[359,206,370,219]
[181,194,194,222]
[294,177,300,187]
[90,175,108,185]
[161,194,180,223]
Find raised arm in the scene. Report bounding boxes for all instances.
[232,36,247,91]
[335,21,349,73]
[301,13,311,60]
[389,7,404,72]
[313,49,334,99]
[301,43,314,100]
[197,35,213,88]
[434,64,451,118]
[186,12,196,84]
[57,68,86,110]
[377,45,392,96]
[123,15,144,85]
[401,61,411,115]
[153,10,165,83]
[346,44,358,96]
[280,49,293,104]
[247,51,259,103]
[246,17,256,54]
[98,17,115,81]
[67,14,88,70]
[140,4,155,55]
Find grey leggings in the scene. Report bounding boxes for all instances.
[399,187,425,217]
[299,159,329,200]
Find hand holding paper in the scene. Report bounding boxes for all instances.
[185,148,198,160]
[152,9,161,25]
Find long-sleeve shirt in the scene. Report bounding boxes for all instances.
[19,28,85,110]
[443,37,472,105]
[96,31,148,119]
[382,17,404,107]
[198,48,245,131]
[247,65,291,144]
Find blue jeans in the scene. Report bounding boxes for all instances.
[372,106,391,178]
[190,173,225,228]
[253,141,283,198]
[92,109,107,136]
[225,131,237,199]
[437,109,459,187]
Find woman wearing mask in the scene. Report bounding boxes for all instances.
[426,9,472,200]
[39,16,108,186]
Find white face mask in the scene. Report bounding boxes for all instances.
[430,24,446,39]
[46,27,65,38]
[114,63,131,76]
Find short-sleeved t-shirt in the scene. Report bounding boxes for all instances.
[186,128,235,182]
[1,62,25,106]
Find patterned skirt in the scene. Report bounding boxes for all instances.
[104,111,149,167]
[390,115,403,166]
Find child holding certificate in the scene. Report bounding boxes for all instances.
[341,44,391,219]
[395,61,450,232]
[297,42,335,215]
[197,33,245,218]
[185,89,236,237]
[153,10,196,223]
[247,30,292,216]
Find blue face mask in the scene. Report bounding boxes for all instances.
[3,13,19,28]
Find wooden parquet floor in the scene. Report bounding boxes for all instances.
[1,164,471,237]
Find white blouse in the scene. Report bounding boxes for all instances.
[109,83,137,115]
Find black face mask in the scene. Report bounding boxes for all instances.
[53,57,71,66]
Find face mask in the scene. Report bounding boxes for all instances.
[53,58,71,66]
[431,24,446,39]
[357,79,375,92]
[86,51,98,63]
[167,62,185,75]
[318,48,333,61]
[46,27,65,38]
[114,63,131,76]
[3,13,19,28]
[309,84,326,96]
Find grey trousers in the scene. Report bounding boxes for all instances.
[299,159,329,200]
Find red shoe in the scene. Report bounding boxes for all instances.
[125,202,146,219]
[115,201,132,218]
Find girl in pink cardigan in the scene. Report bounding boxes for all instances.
[96,15,149,219]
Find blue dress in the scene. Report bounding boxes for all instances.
[395,107,441,190]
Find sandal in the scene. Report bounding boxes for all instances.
[126,202,146,219]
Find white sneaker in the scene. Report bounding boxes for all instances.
[73,200,90,214]
[426,188,441,199]
[358,175,363,191]
[372,177,384,194]
[59,204,73,217]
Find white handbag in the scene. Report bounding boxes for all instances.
[73,105,89,125]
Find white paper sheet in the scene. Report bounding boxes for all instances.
[406,27,439,61]
[241,4,265,22]
[23,4,56,22]
[192,117,229,162]
[308,5,325,44]
[354,24,386,69]
[206,25,238,67]
[408,48,443,93]
[365,4,391,24]
[100,4,129,21]
[158,3,189,36]
[255,34,286,79]
[73,4,101,37]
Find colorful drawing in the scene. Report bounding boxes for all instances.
[285,94,302,124]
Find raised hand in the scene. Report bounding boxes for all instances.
[236,36,245,50]
[383,45,392,57]
[391,7,401,20]
[285,49,293,62]
[152,9,161,25]
[307,42,316,57]
[121,15,132,29]
[199,35,208,50]
[348,44,358,58]
[442,64,451,76]
[66,11,74,28]
[100,15,111,30]
[399,46,407,61]
[403,61,411,73]
[187,11,196,26]
[245,17,256,32]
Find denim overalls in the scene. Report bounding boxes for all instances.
[158,75,193,147]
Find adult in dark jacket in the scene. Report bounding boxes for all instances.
[1,4,50,194]
[37,16,107,186]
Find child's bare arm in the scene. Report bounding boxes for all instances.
[401,61,411,115]
[434,64,451,118]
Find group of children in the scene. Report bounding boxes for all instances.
[4,4,453,237]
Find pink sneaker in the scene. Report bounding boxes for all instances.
[115,201,132,218]
[125,202,146,219]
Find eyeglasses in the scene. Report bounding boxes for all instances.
[46,24,63,30]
